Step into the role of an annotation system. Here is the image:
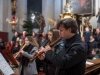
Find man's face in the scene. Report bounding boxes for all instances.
[15,32,18,36]
[59,25,71,39]
[90,36,93,40]
[96,29,100,34]
[85,27,89,32]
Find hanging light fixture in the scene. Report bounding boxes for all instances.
[6,0,18,32]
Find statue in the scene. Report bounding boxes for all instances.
[64,0,72,12]
[84,15,92,26]
[48,18,58,28]
[36,13,46,32]
[84,14,92,29]
[60,0,76,20]
[96,8,100,28]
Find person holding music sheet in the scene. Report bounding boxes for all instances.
[18,36,38,75]
[38,18,86,75]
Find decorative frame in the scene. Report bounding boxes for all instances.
[66,0,95,16]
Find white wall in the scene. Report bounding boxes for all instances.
[17,0,27,33]
[2,0,8,32]
[7,0,14,41]
[61,0,66,13]
[42,0,54,33]
[0,0,3,31]
[54,0,62,19]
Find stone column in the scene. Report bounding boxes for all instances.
[17,0,27,33]
[62,0,66,13]
[0,0,3,31]
[54,0,62,19]
[2,0,9,32]
[7,0,14,41]
[42,0,54,33]
[0,0,13,41]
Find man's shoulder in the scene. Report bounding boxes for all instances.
[70,42,86,50]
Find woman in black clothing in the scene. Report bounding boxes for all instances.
[38,28,65,75]
[12,41,20,54]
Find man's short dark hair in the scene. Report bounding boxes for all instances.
[57,18,78,33]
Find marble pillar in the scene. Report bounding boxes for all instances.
[62,0,66,13]
[54,0,62,19]
[0,0,3,31]
[17,0,27,32]
[42,0,54,33]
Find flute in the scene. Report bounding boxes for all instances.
[30,37,61,62]
[14,44,26,59]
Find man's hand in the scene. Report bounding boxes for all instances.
[44,45,52,52]
[38,53,45,60]
[34,47,45,60]
[20,50,24,53]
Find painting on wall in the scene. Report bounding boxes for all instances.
[66,0,95,15]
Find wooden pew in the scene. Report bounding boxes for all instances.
[85,59,100,75]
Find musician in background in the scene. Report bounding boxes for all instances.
[88,35,97,59]
[91,48,99,60]
[32,32,37,38]
[12,31,19,42]
[18,36,38,75]
[20,31,27,40]
[16,37,20,42]
[81,36,88,54]
[19,38,24,47]
[83,27,91,45]
[12,41,20,54]
[0,38,5,49]
[32,31,39,48]
[94,28,100,48]
[39,32,48,47]
[38,18,86,75]
[6,41,14,53]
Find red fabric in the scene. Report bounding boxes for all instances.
[8,44,14,52]
[12,16,15,21]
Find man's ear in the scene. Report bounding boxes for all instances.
[68,28,71,33]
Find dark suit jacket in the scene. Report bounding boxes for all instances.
[45,34,86,75]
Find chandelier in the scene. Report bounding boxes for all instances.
[6,0,18,32]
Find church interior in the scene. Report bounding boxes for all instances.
[0,0,100,75]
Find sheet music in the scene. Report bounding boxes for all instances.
[86,61,94,65]
[0,53,14,75]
